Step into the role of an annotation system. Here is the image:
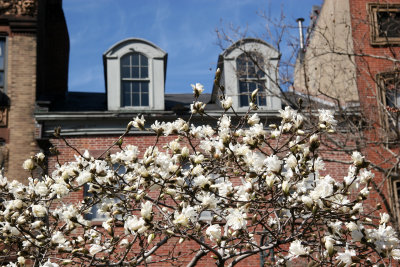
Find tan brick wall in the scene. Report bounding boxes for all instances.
[6,34,39,182]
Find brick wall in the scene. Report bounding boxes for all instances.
[6,33,39,183]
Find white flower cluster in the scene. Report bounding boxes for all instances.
[0,102,397,266]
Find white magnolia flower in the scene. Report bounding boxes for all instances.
[17,256,25,265]
[34,181,48,196]
[76,170,92,186]
[318,109,337,128]
[173,206,197,227]
[191,83,204,96]
[391,249,400,260]
[206,224,221,242]
[132,115,145,130]
[336,248,356,267]
[221,97,233,110]
[36,152,45,161]
[301,195,313,207]
[285,154,297,169]
[40,260,59,267]
[279,106,296,122]
[282,180,290,194]
[51,183,69,198]
[198,192,218,209]
[51,231,66,245]
[141,201,153,220]
[226,209,247,230]
[380,213,390,224]
[264,155,282,173]
[22,158,35,171]
[124,216,147,234]
[289,240,308,258]
[351,151,364,166]
[120,238,130,247]
[325,236,335,256]
[89,244,103,255]
[193,175,209,187]
[248,113,260,126]
[32,204,47,217]
[190,101,206,114]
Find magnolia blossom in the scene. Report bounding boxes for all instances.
[221,97,232,110]
[351,151,364,166]
[173,206,197,227]
[318,109,337,129]
[32,204,47,217]
[89,244,103,255]
[336,249,356,267]
[191,83,204,96]
[380,213,390,224]
[324,236,335,256]
[125,216,147,234]
[22,158,35,171]
[248,113,260,126]
[206,224,221,242]
[264,155,282,173]
[288,240,308,258]
[226,209,247,230]
[51,231,66,245]
[40,260,59,267]
[1,104,399,266]
[132,115,145,130]
[141,201,153,220]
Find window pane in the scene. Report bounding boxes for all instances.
[121,66,130,78]
[141,93,149,106]
[132,82,140,93]
[141,66,148,78]
[258,95,267,106]
[0,72,4,88]
[239,81,248,93]
[249,82,257,91]
[132,66,139,78]
[141,82,149,93]
[140,54,148,66]
[132,93,140,106]
[121,55,130,66]
[378,11,400,37]
[0,41,4,70]
[122,82,131,106]
[132,54,139,66]
[240,95,249,107]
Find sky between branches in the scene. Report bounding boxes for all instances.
[63,0,322,94]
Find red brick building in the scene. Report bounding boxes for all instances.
[4,0,400,265]
[294,0,400,228]
[0,0,69,182]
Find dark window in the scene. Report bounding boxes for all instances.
[121,53,149,107]
[369,4,400,45]
[377,72,400,135]
[236,53,267,107]
[0,39,6,90]
[377,11,400,38]
[84,164,126,221]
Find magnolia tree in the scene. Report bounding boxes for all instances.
[0,83,399,267]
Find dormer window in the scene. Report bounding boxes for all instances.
[236,53,267,107]
[121,53,149,107]
[211,38,281,112]
[103,38,167,111]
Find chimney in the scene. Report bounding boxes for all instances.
[296,18,305,51]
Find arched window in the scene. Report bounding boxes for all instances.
[121,53,149,107]
[236,53,267,107]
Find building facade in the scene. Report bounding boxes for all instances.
[294,0,400,228]
[0,0,69,182]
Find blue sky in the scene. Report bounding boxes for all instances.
[63,0,323,94]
